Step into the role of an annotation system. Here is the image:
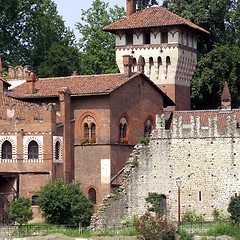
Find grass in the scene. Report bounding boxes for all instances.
[181,221,240,239]
[8,223,139,238]
[7,221,240,239]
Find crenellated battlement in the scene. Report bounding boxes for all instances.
[153,112,240,139]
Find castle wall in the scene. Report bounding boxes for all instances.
[91,113,240,229]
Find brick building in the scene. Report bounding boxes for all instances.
[0,0,209,224]
[0,57,173,222]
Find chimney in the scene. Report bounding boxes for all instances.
[126,0,136,17]
[26,70,37,94]
[221,81,231,110]
[123,55,133,77]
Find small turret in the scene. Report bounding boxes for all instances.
[221,82,231,110]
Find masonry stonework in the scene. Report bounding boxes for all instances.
[91,112,240,229]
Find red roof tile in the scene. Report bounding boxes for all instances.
[173,109,240,129]
[8,73,129,98]
[103,6,209,34]
[7,72,175,106]
[221,82,231,99]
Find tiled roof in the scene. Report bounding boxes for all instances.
[0,93,43,120]
[8,73,129,98]
[173,109,240,129]
[221,82,231,99]
[103,6,209,34]
[7,72,175,106]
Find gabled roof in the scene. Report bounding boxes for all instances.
[7,72,175,106]
[103,6,209,35]
[8,74,129,98]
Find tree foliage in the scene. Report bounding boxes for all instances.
[38,43,81,77]
[76,0,125,75]
[0,0,77,76]
[228,194,240,224]
[9,197,33,226]
[37,179,94,226]
[145,192,165,217]
[137,0,159,11]
[163,0,240,109]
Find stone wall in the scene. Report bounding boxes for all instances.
[91,113,240,229]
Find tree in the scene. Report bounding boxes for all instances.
[76,0,125,75]
[162,0,240,109]
[137,0,159,10]
[145,192,165,217]
[228,194,240,224]
[38,43,81,77]
[37,179,94,226]
[9,197,33,226]
[0,0,76,72]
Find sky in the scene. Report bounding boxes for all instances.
[53,0,163,40]
[53,0,125,39]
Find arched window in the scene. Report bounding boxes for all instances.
[82,115,96,144]
[160,194,167,216]
[55,141,60,160]
[132,58,137,72]
[28,140,38,159]
[88,188,97,204]
[144,118,153,137]
[149,57,154,76]
[90,123,96,139]
[119,117,128,143]
[2,141,12,159]
[166,56,171,78]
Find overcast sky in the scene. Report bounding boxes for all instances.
[53,0,125,39]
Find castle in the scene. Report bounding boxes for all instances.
[0,0,234,226]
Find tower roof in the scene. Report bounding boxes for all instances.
[221,81,231,99]
[103,6,209,35]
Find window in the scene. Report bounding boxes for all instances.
[2,141,12,159]
[143,32,151,44]
[28,140,38,159]
[149,57,154,76]
[55,141,60,160]
[82,115,96,144]
[161,32,168,43]
[32,195,38,206]
[132,58,137,72]
[198,191,202,202]
[126,33,133,45]
[119,117,128,143]
[144,118,153,137]
[166,56,171,78]
[88,188,97,204]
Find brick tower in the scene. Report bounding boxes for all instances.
[103,1,209,110]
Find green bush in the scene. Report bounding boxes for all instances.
[228,194,240,224]
[133,212,175,240]
[212,208,230,222]
[182,211,205,222]
[37,179,94,226]
[137,136,150,145]
[205,222,236,237]
[9,196,33,226]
